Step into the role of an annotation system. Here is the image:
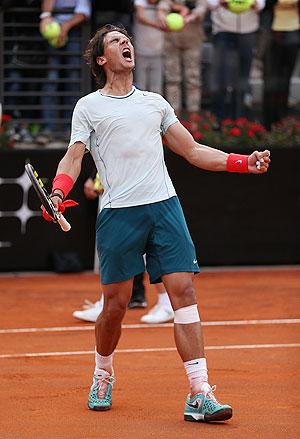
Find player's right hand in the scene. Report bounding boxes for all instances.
[42,197,78,222]
[50,194,63,211]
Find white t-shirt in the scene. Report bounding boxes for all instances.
[69,87,178,210]
[133,0,164,56]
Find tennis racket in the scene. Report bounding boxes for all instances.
[25,163,71,232]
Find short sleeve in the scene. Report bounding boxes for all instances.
[160,97,178,135]
[134,0,148,6]
[75,0,91,18]
[68,98,93,150]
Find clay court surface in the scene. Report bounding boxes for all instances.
[0,267,299,439]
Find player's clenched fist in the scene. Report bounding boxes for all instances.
[248,150,271,174]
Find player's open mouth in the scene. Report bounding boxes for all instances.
[122,48,132,61]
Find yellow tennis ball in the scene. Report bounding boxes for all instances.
[166,13,184,31]
[42,21,61,40]
[48,35,68,48]
[227,0,254,14]
[94,173,102,191]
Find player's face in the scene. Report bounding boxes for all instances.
[101,31,135,72]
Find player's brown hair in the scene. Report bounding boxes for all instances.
[83,24,132,88]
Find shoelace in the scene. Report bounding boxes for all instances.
[95,375,114,399]
[205,385,218,404]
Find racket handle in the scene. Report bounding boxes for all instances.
[57,213,71,232]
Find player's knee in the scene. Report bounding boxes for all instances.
[172,284,197,309]
[102,294,128,321]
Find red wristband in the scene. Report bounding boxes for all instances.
[52,173,74,199]
[226,153,249,173]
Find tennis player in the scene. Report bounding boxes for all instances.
[49,24,270,422]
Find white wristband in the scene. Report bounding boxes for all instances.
[40,12,52,20]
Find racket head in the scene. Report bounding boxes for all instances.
[25,163,57,220]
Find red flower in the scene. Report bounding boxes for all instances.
[235,117,248,127]
[202,123,210,130]
[221,118,233,126]
[228,127,241,137]
[2,114,12,122]
[295,123,300,131]
[249,123,265,133]
[193,131,204,141]
[248,130,255,138]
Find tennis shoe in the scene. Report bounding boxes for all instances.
[82,299,100,310]
[72,299,103,322]
[140,304,174,324]
[184,385,232,422]
[88,370,114,411]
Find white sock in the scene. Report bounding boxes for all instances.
[157,292,172,308]
[94,349,114,376]
[184,358,209,395]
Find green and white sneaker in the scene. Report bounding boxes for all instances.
[184,385,232,422]
[88,370,114,411]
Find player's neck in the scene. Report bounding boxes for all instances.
[101,72,133,96]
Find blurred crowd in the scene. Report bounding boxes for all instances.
[1,0,299,145]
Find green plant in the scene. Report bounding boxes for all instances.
[264,117,300,148]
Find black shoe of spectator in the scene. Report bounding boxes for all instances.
[128,296,147,309]
[128,272,147,308]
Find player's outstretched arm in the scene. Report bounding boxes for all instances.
[56,142,86,180]
[164,121,270,174]
[51,141,86,208]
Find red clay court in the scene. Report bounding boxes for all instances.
[0,267,299,438]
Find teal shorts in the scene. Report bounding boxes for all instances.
[96,196,200,284]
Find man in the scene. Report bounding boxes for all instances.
[157,0,207,118]
[48,24,270,422]
[39,0,91,140]
[206,0,265,124]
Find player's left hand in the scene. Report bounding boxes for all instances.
[248,150,271,174]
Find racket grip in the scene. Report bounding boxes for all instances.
[57,213,71,232]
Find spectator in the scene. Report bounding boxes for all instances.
[207,0,265,125]
[157,0,207,119]
[261,0,300,130]
[38,0,91,142]
[2,0,46,143]
[133,0,166,94]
